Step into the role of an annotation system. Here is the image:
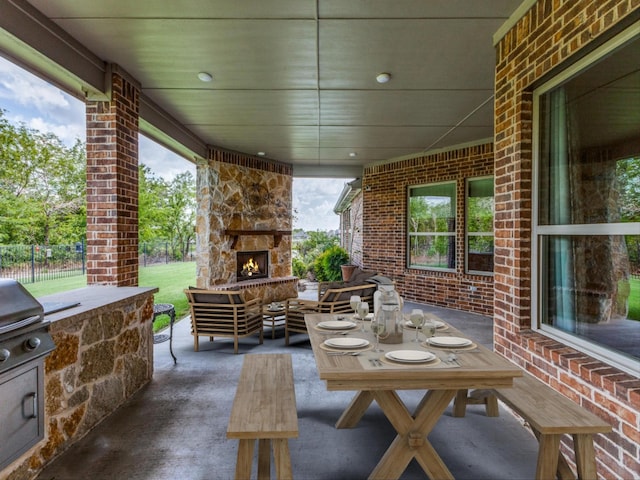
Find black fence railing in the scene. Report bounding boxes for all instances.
[0,242,86,284]
[139,240,196,266]
[0,240,195,284]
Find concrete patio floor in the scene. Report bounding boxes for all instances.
[36,290,541,480]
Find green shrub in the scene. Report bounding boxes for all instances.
[314,245,349,282]
[292,257,306,278]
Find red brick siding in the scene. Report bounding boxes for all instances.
[86,72,139,286]
[363,143,494,315]
[494,1,639,478]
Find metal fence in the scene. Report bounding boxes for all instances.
[0,243,86,284]
[139,240,196,266]
[0,240,195,284]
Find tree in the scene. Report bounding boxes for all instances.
[162,171,196,260]
[0,110,86,245]
[138,165,196,260]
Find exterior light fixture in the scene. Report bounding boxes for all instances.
[376,72,391,84]
[257,151,266,156]
[349,152,357,158]
[197,72,213,82]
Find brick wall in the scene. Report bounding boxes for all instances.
[493,2,639,478]
[86,68,140,286]
[362,143,494,315]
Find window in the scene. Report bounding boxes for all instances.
[533,28,640,374]
[408,182,456,270]
[466,177,494,274]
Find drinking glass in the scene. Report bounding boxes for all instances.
[422,318,437,344]
[370,316,385,352]
[350,295,361,318]
[356,301,369,332]
[409,309,424,342]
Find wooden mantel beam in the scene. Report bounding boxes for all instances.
[224,230,292,249]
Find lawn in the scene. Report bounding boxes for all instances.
[24,262,196,332]
[629,277,640,321]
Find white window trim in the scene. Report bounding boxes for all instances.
[531,22,640,378]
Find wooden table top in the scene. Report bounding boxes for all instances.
[306,313,522,392]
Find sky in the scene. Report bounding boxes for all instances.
[0,56,347,231]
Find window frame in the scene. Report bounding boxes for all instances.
[407,180,457,272]
[465,176,494,276]
[531,23,640,377]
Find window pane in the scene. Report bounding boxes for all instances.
[409,182,455,233]
[535,35,640,368]
[409,234,455,269]
[541,234,640,361]
[467,179,493,233]
[538,35,640,226]
[467,236,494,272]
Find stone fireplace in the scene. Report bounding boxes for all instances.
[237,250,269,281]
[195,148,299,303]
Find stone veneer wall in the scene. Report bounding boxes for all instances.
[195,148,295,295]
[2,288,155,480]
[493,2,639,479]
[362,143,495,315]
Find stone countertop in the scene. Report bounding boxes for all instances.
[37,285,159,324]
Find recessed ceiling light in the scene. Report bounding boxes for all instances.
[376,72,391,84]
[349,152,357,157]
[257,151,266,156]
[197,72,213,82]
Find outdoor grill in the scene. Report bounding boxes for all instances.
[0,278,56,470]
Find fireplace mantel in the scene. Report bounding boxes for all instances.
[224,229,292,249]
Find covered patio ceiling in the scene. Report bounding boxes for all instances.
[0,0,525,177]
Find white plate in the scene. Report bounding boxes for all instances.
[385,350,436,363]
[317,320,357,330]
[404,319,445,329]
[428,336,472,347]
[324,337,369,349]
[354,313,374,320]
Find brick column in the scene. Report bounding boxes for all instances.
[85,66,140,286]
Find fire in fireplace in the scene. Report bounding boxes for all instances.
[236,251,269,281]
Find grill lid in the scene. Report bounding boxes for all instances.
[0,278,44,333]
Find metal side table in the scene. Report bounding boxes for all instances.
[153,303,177,363]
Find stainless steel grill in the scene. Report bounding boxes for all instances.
[0,278,56,470]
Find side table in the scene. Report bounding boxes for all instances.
[262,305,286,339]
[153,303,177,363]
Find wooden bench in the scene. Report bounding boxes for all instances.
[454,372,611,480]
[227,354,298,480]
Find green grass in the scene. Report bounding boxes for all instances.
[629,277,640,321]
[24,262,196,332]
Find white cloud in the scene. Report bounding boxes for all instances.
[139,135,195,180]
[293,178,352,232]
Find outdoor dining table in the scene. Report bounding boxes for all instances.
[305,312,523,480]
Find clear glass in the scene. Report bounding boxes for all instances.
[540,234,639,361]
[356,301,369,332]
[350,295,360,316]
[422,319,437,341]
[466,177,494,273]
[409,181,456,270]
[534,35,640,367]
[409,309,424,342]
[409,234,456,269]
[371,314,386,352]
